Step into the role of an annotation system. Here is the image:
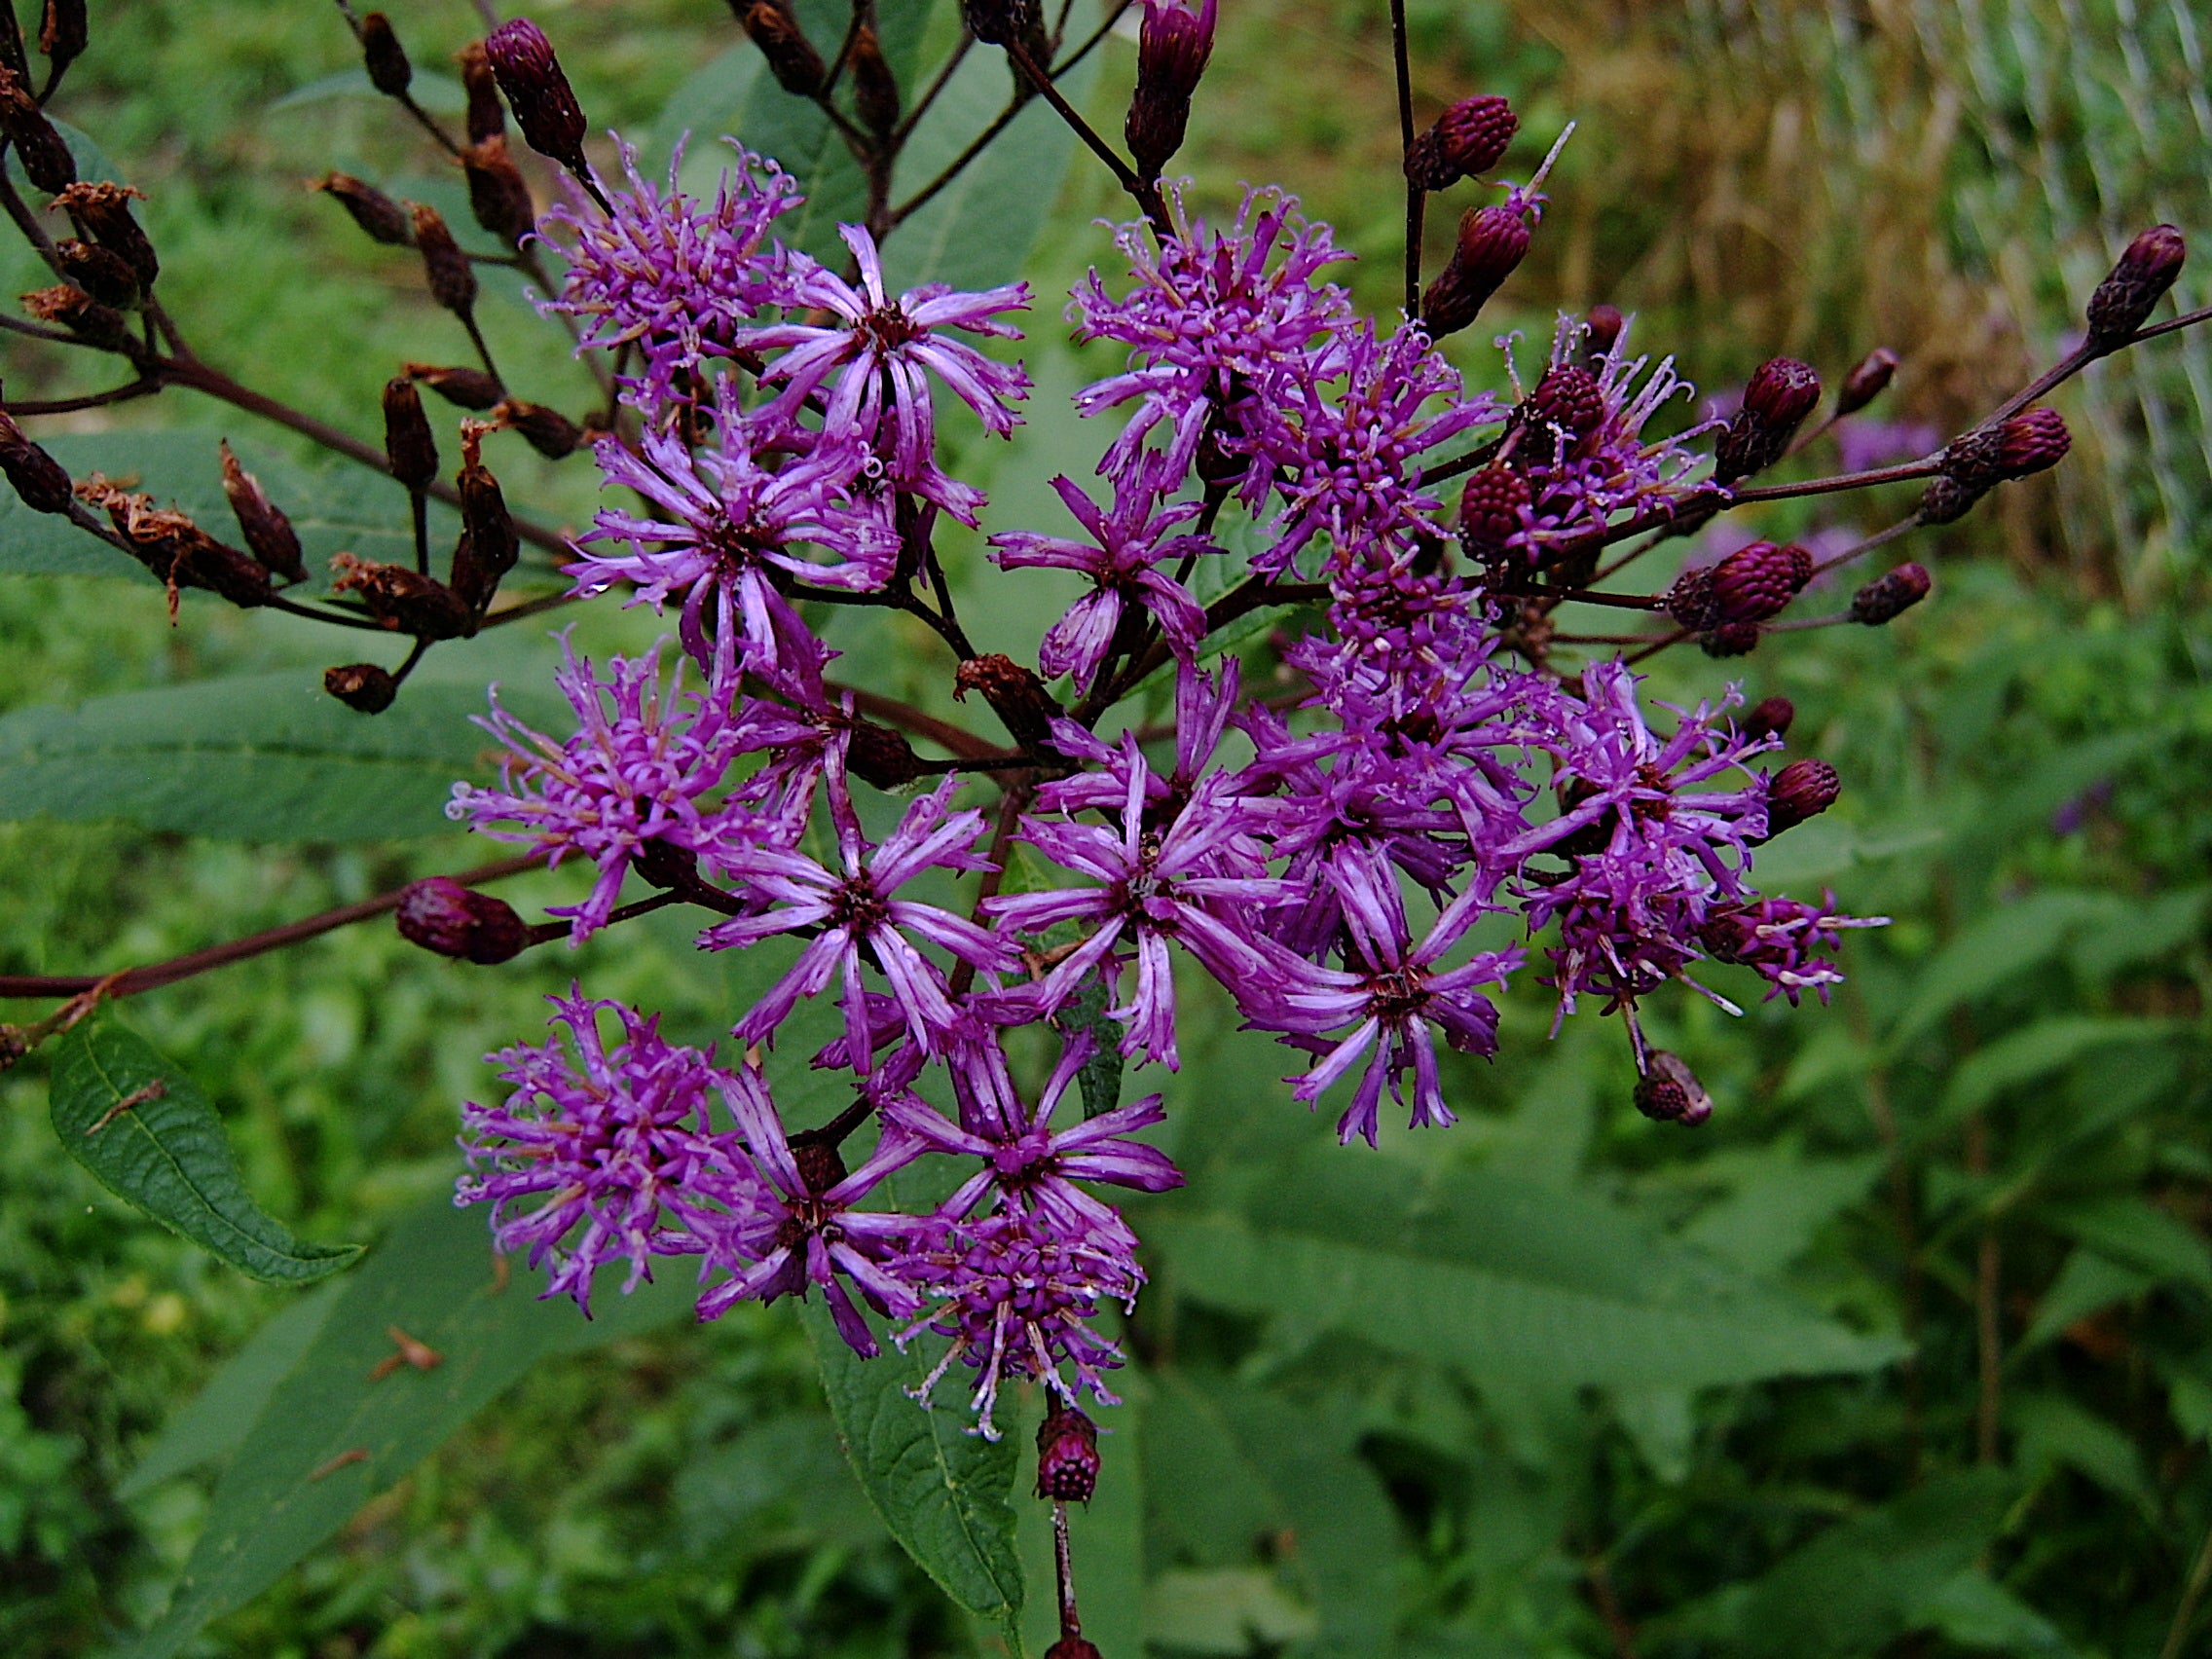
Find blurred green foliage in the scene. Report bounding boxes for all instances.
[3,1,2211,1657]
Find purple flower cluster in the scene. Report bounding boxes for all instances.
[447,128,1885,1431]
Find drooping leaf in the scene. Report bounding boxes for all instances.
[2011,1391,2156,1513]
[0,669,567,841]
[1909,1569,2076,1657]
[121,1192,692,1659]
[1681,1146,1883,1277]
[1932,1015,2182,1131]
[1662,1469,2018,1658]
[1150,1150,1907,1391]
[116,1283,341,1499]
[2035,1195,2212,1295]
[1145,1369,1397,1658]
[50,1020,359,1285]
[803,1301,1026,1639]
[2019,1247,2154,1351]
[0,431,429,581]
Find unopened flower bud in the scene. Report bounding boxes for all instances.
[486,18,591,175]
[383,377,440,488]
[21,282,129,349]
[849,20,901,141]
[1997,407,2070,478]
[39,0,88,82]
[53,181,158,286]
[733,0,827,92]
[396,876,530,964]
[1420,204,1530,337]
[1457,462,1531,561]
[1709,539,1812,624]
[407,361,504,409]
[332,553,475,639]
[1741,695,1794,741]
[324,662,398,713]
[53,238,136,307]
[1664,564,1716,631]
[461,135,535,246]
[0,408,74,514]
[219,440,306,581]
[1699,620,1762,658]
[495,397,582,459]
[847,719,926,791]
[1044,1641,1103,1659]
[1836,346,1898,416]
[1916,471,1985,526]
[1848,562,1931,625]
[0,63,74,194]
[1126,0,1215,178]
[359,11,412,97]
[314,172,414,245]
[1583,303,1624,364]
[410,203,478,318]
[1714,357,1821,482]
[457,41,505,143]
[1524,363,1605,440]
[1036,1406,1100,1501]
[1403,93,1517,192]
[1634,1051,1712,1126]
[958,0,1042,50]
[2086,224,2185,347]
[1764,758,1839,835]
[955,653,1063,753]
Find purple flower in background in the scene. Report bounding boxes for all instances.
[1071,184,1355,490]
[457,989,734,1312]
[695,1059,928,1354]
[737,224,1031,518]
[707,766,1016,1066]
[449,637,740,940]
[896,1204,1145,1436]
[572,383,898,668]
[540,138,798,413]
[989,461,1214,692]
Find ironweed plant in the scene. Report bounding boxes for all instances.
[1,0,2207,1653]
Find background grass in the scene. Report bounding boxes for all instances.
[3,1,2210,1656]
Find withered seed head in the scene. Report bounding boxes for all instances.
[954,653,1063,753]
[406,361,504,410]
[39,0,89,81]
[0,62,75,193]
[732,0,828,93]
[383,377,440,488]
[53,181,158,285]
[850,20,901,141]
[411,203,478,316]
[314,172,414,246]
[219,440,307,581]
[1634,1051,1713,1126]
[495,397,583,459]
[1836,346,1899,416]
[53,238,137,308]
[0,406,75,515]
[332,552,476,639]
[324,662,398,714]
[461,135,536,246]
[359,12,413,97]
[22,282,129,349]
[457,41,505,143]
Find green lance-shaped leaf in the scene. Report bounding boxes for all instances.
[1150,1147,1907,1391]
[49,1020,359,1284]
[0,668,570,841]
[118,1192,692,1659]
[804,1301,1026,1641]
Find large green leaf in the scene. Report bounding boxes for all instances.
[1149,1150,1907,1390]
[50,1020,358,1284]
[0,431,428,581]
[804,1301,1026,1639]
[0,669,565,840]
[1932,1016,2184,1130]
[1144,1370,1397,1658]
[120,1192,693,1659]
[1663,1469,2019,1658]
[883,0,1099,292]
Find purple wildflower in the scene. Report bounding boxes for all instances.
[571,381,899,670]
[695,1058,929,1355]
[895,1205,1145,1436]
[538,138,798,414]
[1698,891,1888,1004]
[448,636,743,940]
[706,763,1017,1067]
[988,461,1215,692]
[457,989,734,1312]
[735,224,1030,519]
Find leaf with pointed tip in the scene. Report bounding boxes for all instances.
[50,1020,359,1284]
[803,1302,1025,1638]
